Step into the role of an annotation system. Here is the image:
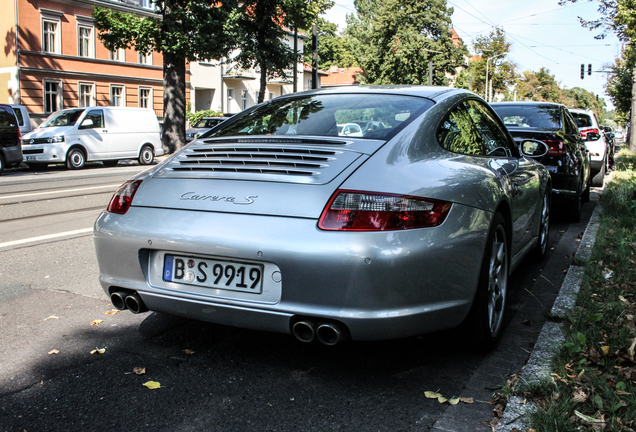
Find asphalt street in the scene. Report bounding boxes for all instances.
[0,160,599,432]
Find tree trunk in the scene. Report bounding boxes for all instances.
[162,51,186,154]
[258,59,267,104]
[630,64,636,153]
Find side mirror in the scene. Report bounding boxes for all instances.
[587,132,601,141]
[519,139,549,158]
[80,118,94,129]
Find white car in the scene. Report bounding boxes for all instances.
[569,108,609,186]
[336,123,363,137]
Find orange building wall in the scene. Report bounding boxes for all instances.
[14,0,183,120]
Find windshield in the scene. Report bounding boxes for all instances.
[491,104,561,129]
[209,94,433,141]
[41,109,85,128]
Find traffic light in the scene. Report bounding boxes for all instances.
[581,64,585,79]
[588,64,592,75]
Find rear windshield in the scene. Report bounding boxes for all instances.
[41,109,85,128]
[209,94,433,141]
[491,104,561,129]
[12,108,24,126]
[570,112,593,128]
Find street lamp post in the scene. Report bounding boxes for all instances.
[485,53,506,102]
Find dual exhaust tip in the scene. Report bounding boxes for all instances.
[292,319,348,346]
[110,291,148,314]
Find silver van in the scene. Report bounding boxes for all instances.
[22,107,164,169]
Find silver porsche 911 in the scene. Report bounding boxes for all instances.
[94,86,551,349]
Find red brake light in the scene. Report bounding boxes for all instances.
[543,139,565,156]
[107,180,142,214]
[318,190,451,231]
[580,128,599,139]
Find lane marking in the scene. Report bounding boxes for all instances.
[0,228,93,249]
[0,184,121,201]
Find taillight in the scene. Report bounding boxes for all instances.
[107,180,142,214]
[543,139,566,156]
[318,190,451,231]
[580,128,599,139]
[18,128,21,144]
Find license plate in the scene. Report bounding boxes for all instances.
[163,254,263,293]
[25,156,37,161]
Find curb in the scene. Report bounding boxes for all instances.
[495,203,603,431]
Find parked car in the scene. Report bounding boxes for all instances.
[336,122,364,137]
[95,86,551,350]
[22,107,163,169]
[490,102,591,222]
[0,104,23,175]
[351,120,387,135]
[615,128,625,144]
[186,117,226,142]
[9,104,33,135]
[569,108,611,185]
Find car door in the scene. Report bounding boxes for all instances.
[76,109,109,160]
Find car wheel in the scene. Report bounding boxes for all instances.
[567,191,582,223]
[0,153,5,175]
[591,161,606,187]
[66,148,86,170]
[532,190,551,261]
[461,213,509,350]
[139,145,154,165]
[103,160,119,168]
[582,179,590,203]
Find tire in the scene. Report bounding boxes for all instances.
[567,192,582,223]
[66,148,86,170]
[0,153,5,175]
[138,145,154,165]
[532,190,551,261]
[102,160,119,168]
[582,180,590,203]
[591,161,606,187]
[461,213,509,350]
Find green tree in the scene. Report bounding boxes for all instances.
[93,1,238,153]
[471,28,515,100]
[235,0,330,103]
[302,18,357,70]
[605,44,636,126]
[347,0,467,85]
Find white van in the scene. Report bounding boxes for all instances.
[21,107,163,169]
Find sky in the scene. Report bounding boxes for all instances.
[322,0,623,109]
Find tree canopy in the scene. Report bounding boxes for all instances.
[346,0,467,85]
[93,0,238,152]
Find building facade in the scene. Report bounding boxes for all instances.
[2,0,169,127]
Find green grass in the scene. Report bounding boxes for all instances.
[520,149,636,431]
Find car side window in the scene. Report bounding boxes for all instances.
[82,110,104,129]
[0,107,16,127]
[437,100,511,157]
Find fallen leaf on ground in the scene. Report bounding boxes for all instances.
[44,316,59,320]
[105,309,120,315]
[601,346,610,355]
[48,349,59,355]
[143,381,161,389]
[573,388,588,403]
[90,347,106,355]
[133,367,146,375]
[459,397,474,404]
[90,320,104,326]
[183,349,195,355]
[575,410,605,424]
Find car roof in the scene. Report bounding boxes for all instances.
[490,101,566,108]
[281,85,468,101]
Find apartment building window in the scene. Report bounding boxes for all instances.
[79,83,95,107]
[138,52,152,65]
[241,90,248,110]
[42,21,59,53]
[110,85,125,107]
[44,80,62,113]
[78,26,93,57]
[139,87,152,108]
[109,48,125,62]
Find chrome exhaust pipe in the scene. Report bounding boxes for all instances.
[292,320,317,343]
[316,323,346,346]
[110,291,128,310]
[124,293,149,314]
